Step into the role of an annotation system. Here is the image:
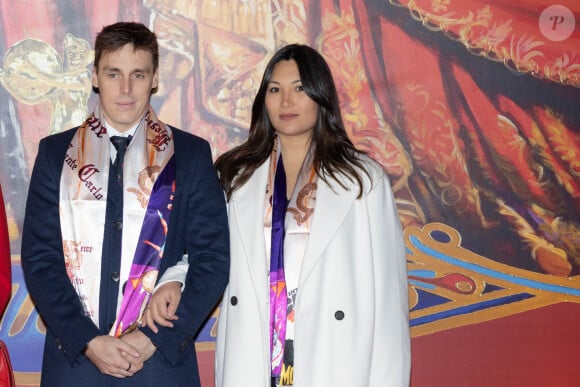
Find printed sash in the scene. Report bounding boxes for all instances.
[59,105,174,336]
[269,153,288,379]
[264,138,317,384]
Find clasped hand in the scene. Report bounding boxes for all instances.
[84,330,156,378]
[86,281,181,378]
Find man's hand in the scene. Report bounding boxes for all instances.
[142,281,182,333]
[84,335,142,378]
[121,330,157,363]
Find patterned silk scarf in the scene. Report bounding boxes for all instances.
[265,138,317,383]
[269,152,288,379]
[59,105,175,336]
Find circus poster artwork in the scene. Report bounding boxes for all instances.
[0,1,578,386]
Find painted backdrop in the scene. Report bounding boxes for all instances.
[0,1,579,386]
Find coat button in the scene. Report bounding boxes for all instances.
[111,272,120,282]
[230,296,238,306]
[113,221,122,230]
[334,310,345,320]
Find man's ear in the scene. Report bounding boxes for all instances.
[152,70,159,89]
[151,70,159,95]
[92,67,99,93]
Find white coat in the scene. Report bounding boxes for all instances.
[215,156,411,386]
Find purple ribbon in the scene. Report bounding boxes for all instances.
[113,157,175,336]
[270,155,288,378]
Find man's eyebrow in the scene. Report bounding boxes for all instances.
[131,68,152,73]
[101,66,151,73]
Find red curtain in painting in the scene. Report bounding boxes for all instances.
[318,0,579,277]
[312,2,579,384]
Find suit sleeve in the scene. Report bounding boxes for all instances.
[367,171,411,386]
[21,137,100,365]
[0,185,11,316]
[142,137,230,366]
[154,254,188,291]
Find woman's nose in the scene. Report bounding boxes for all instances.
[281,91,293,107]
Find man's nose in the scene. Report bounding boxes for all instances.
[120,77,131,93]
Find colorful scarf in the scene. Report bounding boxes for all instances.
[265,138,317,383]
[59,105,175,337]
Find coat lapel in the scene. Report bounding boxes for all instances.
[230,162,270,299]
[232,164,359,292]
[299,175,358,286]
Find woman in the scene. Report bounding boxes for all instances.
[146,44,410,386]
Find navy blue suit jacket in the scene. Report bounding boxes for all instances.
[21,127,230,386]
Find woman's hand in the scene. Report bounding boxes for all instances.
[142,281,182,333]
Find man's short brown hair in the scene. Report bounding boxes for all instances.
[94,21,159,72]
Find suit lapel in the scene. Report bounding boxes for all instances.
[299,175,357,286]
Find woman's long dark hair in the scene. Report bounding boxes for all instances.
[215,43,369,200]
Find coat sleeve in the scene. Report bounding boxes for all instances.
[21,135,100,365]
[367,171,411,386]
[0,185,11,316]
[141,135,230,366]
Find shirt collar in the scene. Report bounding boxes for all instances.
[105,117,143,138]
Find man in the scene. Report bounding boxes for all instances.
[21,22,229,386]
